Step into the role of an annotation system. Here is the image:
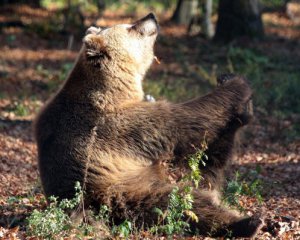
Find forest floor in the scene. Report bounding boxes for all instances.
[0,3,299,240]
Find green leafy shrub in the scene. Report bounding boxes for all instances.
[223,166,263,210]
[6,101,30,117]
[227,46,300,140]
[27,182,112,239]
[228,47,269,67]
[27,182,82,239]
[36,63,73,92]
[144,77,203,102]
[112,220,132,238]
[227,46,300,116]
[151,142,208,236]
[14,102,30,117]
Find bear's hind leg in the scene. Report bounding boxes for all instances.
[190,190,263,238]
[137,186,262,238]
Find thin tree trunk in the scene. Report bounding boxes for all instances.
[171,0,198,25]
[171,0,183,22]
[202,0,214,39]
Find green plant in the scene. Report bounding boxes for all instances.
[0,91,6,99]
[228,47,269,67]
[7,196,21,205]
[97,204,111,225]
[112,219,132,238]
[226,44,300,140]
[185,141,208,188]
[151,186,195,235]
[58,62,74,81]
[151,141,208,236]
[26,12,64,38]
[144,78,204,103]
[6,34,16,43]
[100,0,177,15]
[15,103,30,116]
[27,200,72,239]
[37,63,73,92]
[27,182,112,239]
[36,64,52,79]
[223,166,263,210]
[27,182,83,239]
[261,0,285,9]
[27,182,108,239]
[227,46,300,118]
[7,101,30,117]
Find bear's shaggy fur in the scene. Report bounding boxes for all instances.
[34,13,262,237]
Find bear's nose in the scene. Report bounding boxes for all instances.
[131,13,159,36]
[144,13,157,22]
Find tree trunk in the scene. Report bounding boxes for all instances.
[214,0,264,42]
[171,0,183,22]
[202,0,214,39]
[96,0,106,16]
[171,0,198,25]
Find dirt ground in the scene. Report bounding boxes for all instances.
[0,4,299,239]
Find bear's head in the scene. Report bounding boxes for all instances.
[83,13,159,84]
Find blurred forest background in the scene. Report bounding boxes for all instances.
[0,0,299,239]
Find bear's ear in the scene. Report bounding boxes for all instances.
[83,34,109,66]
[85,26,101,35]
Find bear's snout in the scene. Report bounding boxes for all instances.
[131,13,159,37]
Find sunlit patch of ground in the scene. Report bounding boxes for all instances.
[263,6,300,39]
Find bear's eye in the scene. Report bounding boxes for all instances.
[86,47,111,67]
[128,25,145,36]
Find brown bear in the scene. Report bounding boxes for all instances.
[34,13,263,237]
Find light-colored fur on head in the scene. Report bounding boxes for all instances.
[60,16,158,111]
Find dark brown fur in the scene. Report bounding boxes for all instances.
[34,14,262,237]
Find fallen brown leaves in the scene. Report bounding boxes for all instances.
[0,3,300,240]
[0,125,38,198]
[0,226,21,240]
